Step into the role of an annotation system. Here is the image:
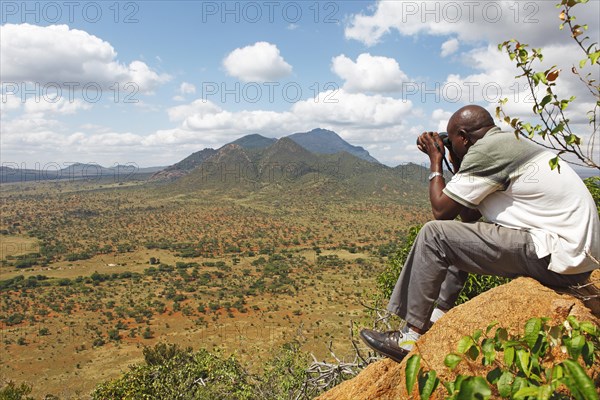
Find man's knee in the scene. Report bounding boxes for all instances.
[416,220,470,259]
[413,221,450,259]
[419,220,455,240]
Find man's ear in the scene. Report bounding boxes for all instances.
[458,129,469,144]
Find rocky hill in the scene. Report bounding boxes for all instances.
[317,274,600,399]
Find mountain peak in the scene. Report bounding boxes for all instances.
[286,128,379,164]
[228,134,276,150]
[262,137,316,161]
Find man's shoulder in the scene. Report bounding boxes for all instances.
[465,128,545,171]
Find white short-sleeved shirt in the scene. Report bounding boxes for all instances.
[443,127,599,274]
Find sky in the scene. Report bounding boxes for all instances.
[1,0,599,171]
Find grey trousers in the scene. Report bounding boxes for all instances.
[387,221,592,330]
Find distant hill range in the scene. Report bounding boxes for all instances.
[147,129,435,200]
[0,163,163,184]
[150,128,379,181]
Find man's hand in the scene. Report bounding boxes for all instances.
[417,132,445,164]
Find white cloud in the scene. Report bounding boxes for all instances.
[223,42,292,82]
[167,100,223,122]
[292,89,413,128]
[441,38,459,57]
[179,82,196,95]
[23,98,92,116]
[331,53,408,93]
[173,82,197,101]
[1,82,93,116]
[0,24,170,93]
[441,43,596,115]
[145,89,415,148]
[345,1,599,48]
[431,109,453,132]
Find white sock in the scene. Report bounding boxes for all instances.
[430,307,446,323]
[398,328,421,351]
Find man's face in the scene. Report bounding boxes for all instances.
[447,128,470,161]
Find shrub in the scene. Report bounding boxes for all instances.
[0,381,34,400]
[405,316,599,399]
[92,344,255,399]
[584,177,600,217]
[92,342,313,400]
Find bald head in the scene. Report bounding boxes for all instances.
[447,105,495,141]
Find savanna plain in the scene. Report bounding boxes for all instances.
[0,175,430,398]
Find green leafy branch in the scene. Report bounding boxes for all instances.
[405,316,599,400]
[496,0,599,171]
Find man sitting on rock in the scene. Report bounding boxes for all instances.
[360,104,599,363]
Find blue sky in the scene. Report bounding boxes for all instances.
[1,1,599,169]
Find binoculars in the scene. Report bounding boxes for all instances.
[416,132,451,149]
[417,132,455,174]
[439,132,451,148]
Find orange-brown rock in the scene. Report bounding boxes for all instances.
[317,275,600,400]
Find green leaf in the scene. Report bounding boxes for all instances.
[495,328,508,344]
[531,335,547,359]
[579,321,597,335]
[561,359,599,400]
[455,376,491,400]
[532,71,548,86]
[537,385,553,400]
[405,354,421,394]
[567,315,581,329]
[497,371,514,397]
[523,122,533,134]
[580,58,588,68]
[467,345,480,361]
[457,336,474,354]
[582,341,595,367]
[504,346,515,367]
[552,364,564,381]
[568,335,586,360]
[549,156,561,172]
[516,349,531,377]
[481,339,496,366]
[513,386,539,400]
[590,51,600,65]
[444,353,463,370]
[540,94,553,109]
[565,134,580,145]
[524,318,542,349]
[418,370,439,400]
[486,321,499,334]
[486,367,502,384]
[443,380,456,397]
[473,329,482,343]
[511,376,528,395]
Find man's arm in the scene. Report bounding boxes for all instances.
[429,171,463,220]
[419,132,465,221]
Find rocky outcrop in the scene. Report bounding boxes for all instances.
[317,274,600,400]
